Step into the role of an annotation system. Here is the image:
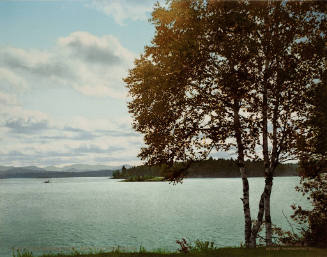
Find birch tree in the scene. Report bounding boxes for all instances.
[126,1,260,246]
[248,1,326,245]
[125,0,325,247]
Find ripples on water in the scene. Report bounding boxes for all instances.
[0,177,304,256]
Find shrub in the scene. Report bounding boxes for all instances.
[176,238,216,253]
[12,249,34,257]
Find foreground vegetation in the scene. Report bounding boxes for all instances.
[12,247,327,257]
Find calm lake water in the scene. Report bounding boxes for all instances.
[0,177,305,256]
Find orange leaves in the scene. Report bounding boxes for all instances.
[124,0,326,174]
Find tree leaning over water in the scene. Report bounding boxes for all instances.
[125,0,326,248]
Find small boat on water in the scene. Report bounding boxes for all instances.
[44,180,50,183]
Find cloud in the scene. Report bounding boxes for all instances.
[91,0,156,25]
[41,131,96,141]
[72,144,124,154]
[58,31,131,66]
[0,92,18,105]
[6,150,26,158]
[0,134,141,166]
[97,129,137,137]
[0,47,72,78]
[0,31,135,99]
[4,118,49,134]
[0,98,143,166]
[0,31,143,167]
[0,68,27,89]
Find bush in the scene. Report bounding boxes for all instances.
[291,173,327,247]
[176,238,216,253]
[12,249,34,257]
[271,172,327,247]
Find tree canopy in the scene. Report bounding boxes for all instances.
[126,0,324,167]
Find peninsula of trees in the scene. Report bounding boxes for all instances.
[112,159,298,179]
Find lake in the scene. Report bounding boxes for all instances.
[0,177,305,256]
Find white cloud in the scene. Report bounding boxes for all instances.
[0,93,143,166]
[58,31,133,65]
[0,68,27,89]
[0,91,18,105]
[91,0,156,25]
[0,31,135,99]
[4,117,49,134]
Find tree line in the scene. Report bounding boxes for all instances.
[112,159,298,179]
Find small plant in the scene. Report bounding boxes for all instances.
[192,240,216,252]
[176,238,191,253]
[176,238,217,253]
[70,247,81,256]
[12,248,34,257]
[112,246,121,253]
[138,245,147,253]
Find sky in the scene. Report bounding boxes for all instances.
[0,0,162,167]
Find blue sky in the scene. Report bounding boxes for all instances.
[0,0,159,167]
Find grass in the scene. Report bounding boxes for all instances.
[12,247,327,257]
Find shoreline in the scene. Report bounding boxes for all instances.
[12,247,327,257]
[0,175,301,180]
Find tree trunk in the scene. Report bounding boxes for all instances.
[249,189,265,247]
[240,166,252,247]
[265,86,280,246]
[264,174,273,246]
[262,58,273,246]
[233,103,252,247]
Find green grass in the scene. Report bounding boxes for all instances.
[12,247,327,257]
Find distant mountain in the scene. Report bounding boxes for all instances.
[0,166,11,171]
[0,169,115,179]
[0,164,132,179]
[0,167,47,178]
[45,164,131,172]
